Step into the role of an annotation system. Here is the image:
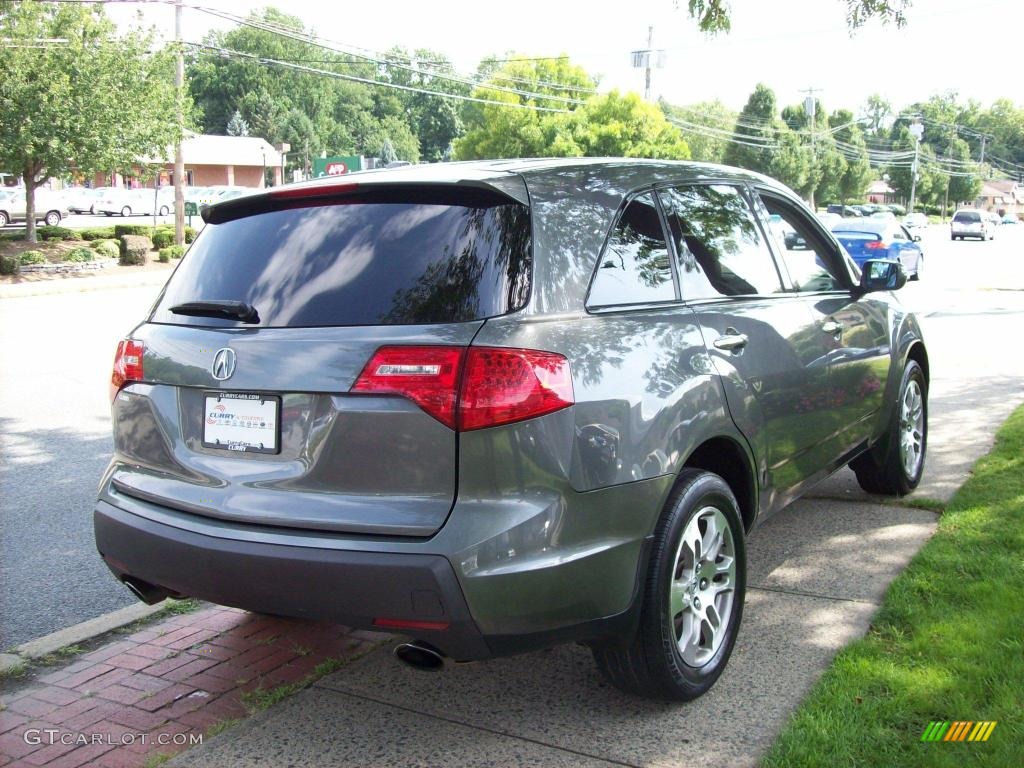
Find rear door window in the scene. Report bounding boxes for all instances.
[151,188,531,328]
[587,193,676,308]
[658,184,784,298]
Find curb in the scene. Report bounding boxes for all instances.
[1,601,167,672]
[0,269,172,299]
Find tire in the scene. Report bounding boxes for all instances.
[850,359,927,496]
[158,205,170,216]
[121,206,131,217]
[593,469,746,701]
[910,256,922,281]
[104,212,113,217]
[0,211,8,227]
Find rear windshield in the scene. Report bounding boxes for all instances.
[150,188,531,327]
[954,211,980,222]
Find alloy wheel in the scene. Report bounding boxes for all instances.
[669,505,736,667]
[900,379,925,478]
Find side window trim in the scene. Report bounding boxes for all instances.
[584,189,682,312]
[752,185,856,293]
[655,180,789,302]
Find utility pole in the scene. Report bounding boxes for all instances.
[800,87,820,209]
[908,118,924,214]
[173,0,185,247]
[644,26,653,101]
[979,133,987,166]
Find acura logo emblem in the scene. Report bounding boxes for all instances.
[211,348,236,381]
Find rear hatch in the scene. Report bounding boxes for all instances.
[109,182,531,537]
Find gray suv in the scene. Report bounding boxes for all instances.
[95,159,928,701]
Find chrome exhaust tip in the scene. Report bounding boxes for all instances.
[393,642,445,671]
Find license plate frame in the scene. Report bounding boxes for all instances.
[202,392,280,455]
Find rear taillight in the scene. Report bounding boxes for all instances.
[351,346,574,431]
[110,339,144,402]
[865,240,886,250]
[459,348,574,431]
[351,346,464,428]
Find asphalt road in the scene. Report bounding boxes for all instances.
[1,223,1022,649]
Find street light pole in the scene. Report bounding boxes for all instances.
[908,119,924,214]
[173,0,185,247]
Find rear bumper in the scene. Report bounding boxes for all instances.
[94,500,491,661]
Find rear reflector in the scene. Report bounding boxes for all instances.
[110,339,144,402]
[373,618,450,631]
[865,240,886,250]
[351,346,574,431]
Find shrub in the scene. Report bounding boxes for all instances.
[64,247,95,263]
[152,229,176,249]
[79,226,116,241]
[36,226,81,241]
[159,245,186,260]
[185,226,197,244]
[119,235,152,265]
[19,250,47,265]
[114,224,152,238]
[0,255,19,275]
[92,240,120,259]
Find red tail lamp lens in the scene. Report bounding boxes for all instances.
[110,339,144,402]
[459,347,574,431]
[351,346,574,431]
[352,346,464,428]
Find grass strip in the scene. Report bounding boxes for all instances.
[763,405,1024,767]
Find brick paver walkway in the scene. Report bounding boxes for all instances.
[0,606,383,767]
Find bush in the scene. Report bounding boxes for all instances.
[0,255,19,275]
[159,245,185,261]
[114,224,152,238]
[19,250,47,265]
[64,247,95,263]
[92,240,120,259]
[36,226,82,241]
[119,235,152,265]
[152,229,176,249]
[79,226,116,241]
[185,226,197,244]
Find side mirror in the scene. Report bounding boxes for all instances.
[860,259,907,293]
[913,233,922,242]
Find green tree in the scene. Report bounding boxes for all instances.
[681,1,912,33]
[659,99,736,163]
[830,112,874,206]
[863,93,892,136]
[945,137,982,208]
[455,56,595,159]
[570,91,690,159]
[0,1,181,242]
[226,109,250,137]
[722,83,779,174]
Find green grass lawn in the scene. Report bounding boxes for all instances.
[763,405,1024,767]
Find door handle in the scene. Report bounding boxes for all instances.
[713,332,749,352]
[822,320,843,336]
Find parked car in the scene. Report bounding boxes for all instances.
[950,209,992,241]
[65,187,109,215]
[832,219,924,280]
[0,189,69,227]
[1001,214,1018,225]
[96,188,175,217]
[96,159,929,701]
[826,204,862,218]
[903,212,928,231]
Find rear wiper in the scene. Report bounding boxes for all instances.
[169,300,259,324]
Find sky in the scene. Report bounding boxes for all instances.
[107,0,1022,115]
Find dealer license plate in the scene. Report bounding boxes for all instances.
[202,392,280,454]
